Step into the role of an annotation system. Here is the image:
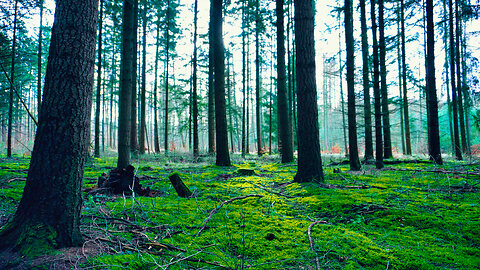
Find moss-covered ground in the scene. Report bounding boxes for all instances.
[0,155,479,269]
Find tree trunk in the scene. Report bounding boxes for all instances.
[339,17,348,157]
[360,0,373,161]
[378,0,392,159]
[94,0,104,158]
[293,0,324,183]
[211,0,230,166]
[130,0,139,155]
[208,1,215,155]
[153,16,160,153]
[0,0,98,253]
[455,0,467,155]
[7,0,18,158]
[164,0,171,154]
[192,0,199,158]
[37,0,44,116]
[255,0,262,156]
[117,0,136,169]
[371,0,383,169]
[345,0,361,171]
[400,0,412,155]
[449,0,462,160]
[425,0,443,164]
[276,0,293,163]
[139,0,147,155]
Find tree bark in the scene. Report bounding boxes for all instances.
[153,15,160,153]
[208,1,215,155]
[37,0,44,116]
[139,0,147,155]
[276,0,293,163]
[400,0,412,155]
[0,0,98,252]
[255,0,262,156]
[164,0,171,154]
[425,0,443,164]
[360,0,373,161]
[345,0,361,171]
[371,0,383,169]
[192,0,199,158]
[449,0,462,160]
[212,0,231,166]
[378,0,392,159]
[94,0,104,158]
[293,0,324,183]
[130,0,139,155]
[7,0,18,158]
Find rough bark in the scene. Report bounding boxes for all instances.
[371,0,384,169]
[169,173,193,198]
[360,0,373,161]
[0,0,98,253]
[293,0,324,183]
[212,0,231,166]
[425,0,443,164]
[130,0,139,155]
[276,0,293,163]
[94,0,104,158]
[378,0,392,159]
[345,0,361,171]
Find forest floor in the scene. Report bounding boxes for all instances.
[0,154,479,269]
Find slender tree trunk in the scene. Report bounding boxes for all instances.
[425,0,442,164]
[117,0,135,169]
[378,0,392,159]
[139,0,147,155]
[0,0,98,252]
[129,0,139,155]
[293,0,324,183]
[449,0,462,160]
[397,13,405,155]
[7,0,18,158]
[241,0,246,156]
[276,0,293,163]
[345,0,361,171]
[360,0,373,161]
[208,0,215,155]
[400,0,412,155]
[255,0,262,156]
[211,0,231,166]
[153,17,160,153]
[455,0,467,154]
[193,0,199,157]
[37,0,44,116]
[164,0,171,153]
[461,20,471,156]
[339,19,348,157]
[371,0,383,169]
[94,0,104,158]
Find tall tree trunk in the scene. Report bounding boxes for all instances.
[400,0,412,155]
[461,20,471,156]
[130,0,139,155]
[397,11,406,155]
[241,0,246,156]
[0,0,98,252]
[37,0,44,116]
[208,0,215,155]
[425,0,443,164]
[371,0,383,169]
[360,0,373,161]
[378,0,392,159]
[164,0,171,153]
[293,0,324,183]
[139,0,147,155]
[449,0,462,160]
[192,0,199,157]
[276,0,293,163]
[211,0,231,166]
[153,16,160,153]
[455,0,467,154]
[255,0,262,156]
[117,0,136,169]
[7,0,18,158]
[94,0,104,158]
[345,0,361,171]
[339,17,348,157]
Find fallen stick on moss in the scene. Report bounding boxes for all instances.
[308,220,327,270]
[382,167,480,177]
[196,194,264,236]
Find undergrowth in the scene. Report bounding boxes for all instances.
[0,154,479,269]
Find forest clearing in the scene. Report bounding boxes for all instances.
[0,154,479,269]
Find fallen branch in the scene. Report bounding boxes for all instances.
[196,194,263,236]
[383,167,480,177]
[308,220,327,270]
[244,180,297,198]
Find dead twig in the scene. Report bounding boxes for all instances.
[382,167,480,177]
[308,220,327,270]
[196,194,263,236]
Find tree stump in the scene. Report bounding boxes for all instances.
[168,173,193,198]
[237,168,256,176]
[98,165,143,194]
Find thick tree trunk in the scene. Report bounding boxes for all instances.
[293,0,324,183]
[360,0,373,161]
[378,0,392,159]
[345,0,361,171]
[212,0,231,166]
[276,0,293,163]
[0,0,98,252]
[117,0,135,169]
[371,0,383,169]
[425,0,443,164]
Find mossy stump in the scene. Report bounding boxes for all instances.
[169,173,193,198]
